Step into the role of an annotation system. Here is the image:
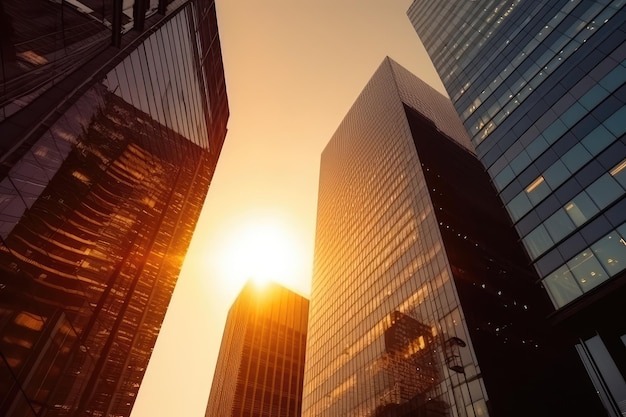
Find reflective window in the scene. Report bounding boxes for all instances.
[581,124,614,154]
[525,176,550,204]
[611,159,626,189]
[523,225,553,259]
[543,160,570,188]
[494,166,515,190]
[591,232,626,276]
[562,144,591,173]
[507,192,532,220]
[510,151,531,174]
[544,209,576,242]
[543,265,584,308]
[567,250,608,292]
[526,135,549,158]
[604,106,626,137]
[579,84,608,110]
[586,174,623,210]
[565,193,598,227]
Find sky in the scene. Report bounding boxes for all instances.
[130,1,446,416]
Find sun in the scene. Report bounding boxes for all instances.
[217,217,304,289]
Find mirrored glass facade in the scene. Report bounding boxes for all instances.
[0,1,228,416]
[407,1,626,415]
[205,282,308,417]
[302,58,601,417]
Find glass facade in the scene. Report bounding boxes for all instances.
[407,1,626,415]
[204,282,308,417]
[0,1,228,416]
[302,58,600,417]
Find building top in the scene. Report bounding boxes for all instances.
[323,57,473,161]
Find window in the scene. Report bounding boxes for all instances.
[610,158,626,189]
[591,232,626,276]
[561,144,591,173]
[525,175,550,204]
[581,124,613,155]
[586,174,623,209]
[543,265,583,308]
[544,209,576,242]
[507,192,532,221]
[543,160,569,188]
[523,225,553,259]
[565,193,598,226]
[567,250,608,292]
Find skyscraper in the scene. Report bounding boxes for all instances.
[302,57,602,417]
[205,282,308,417]
[0,1,228,416]
[407,1,626,414]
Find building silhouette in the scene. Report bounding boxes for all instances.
[205,282,308,417]
[0,1,228,416]
[301,57,603,417]
[407,1,626,414]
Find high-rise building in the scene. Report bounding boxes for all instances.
[407,1,626,414]
[205,282,308,417]
[302,57,603,417]
[0,1,228,416]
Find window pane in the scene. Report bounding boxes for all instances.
[591,232,626,276]
[527,136,548,159]
[618,224,626,242]
[562,144,591,173]
[604,106,626,137]
[543,120,567,144]
[493,166,514,190]
[543,265,583,308]
[565,192,598,226]
[561,102,586,127]
[586,174,623,210]
[581,125,614,155]
[507,192,532,221]
[525,176,550,204]
[544,209,576,242]
[610,158,626,189]
[579,84,608,111]
[544,160,570,189]
[510,151,531,175]
[523,225,553,259]
[567,250,608,292]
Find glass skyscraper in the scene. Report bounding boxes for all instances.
[302,57,600,417]
[0,1,228,416]
[205,282,308,417]
[408,1,626,414]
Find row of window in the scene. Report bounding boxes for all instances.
[507,108,625,224]
[494,60,626,194]
[523,158,625,259]
[543,222,626,308]
[469,1,622,146]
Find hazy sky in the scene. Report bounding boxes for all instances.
[130,1,445,416]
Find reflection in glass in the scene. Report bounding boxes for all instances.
[591,232,626,276]
[567,251,608,292]
[0,1,228,415]
[543,265,584,308]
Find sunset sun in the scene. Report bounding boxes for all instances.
[217,217,304,288]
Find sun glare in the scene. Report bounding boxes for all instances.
[217,217,304,290]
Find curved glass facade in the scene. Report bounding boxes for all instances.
[408,1,626,414]
[0,1,228,416]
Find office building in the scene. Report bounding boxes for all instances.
[407,1,626,414]
[0,1,228,416]
[302,57,602,417]
[205,282,308,417]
